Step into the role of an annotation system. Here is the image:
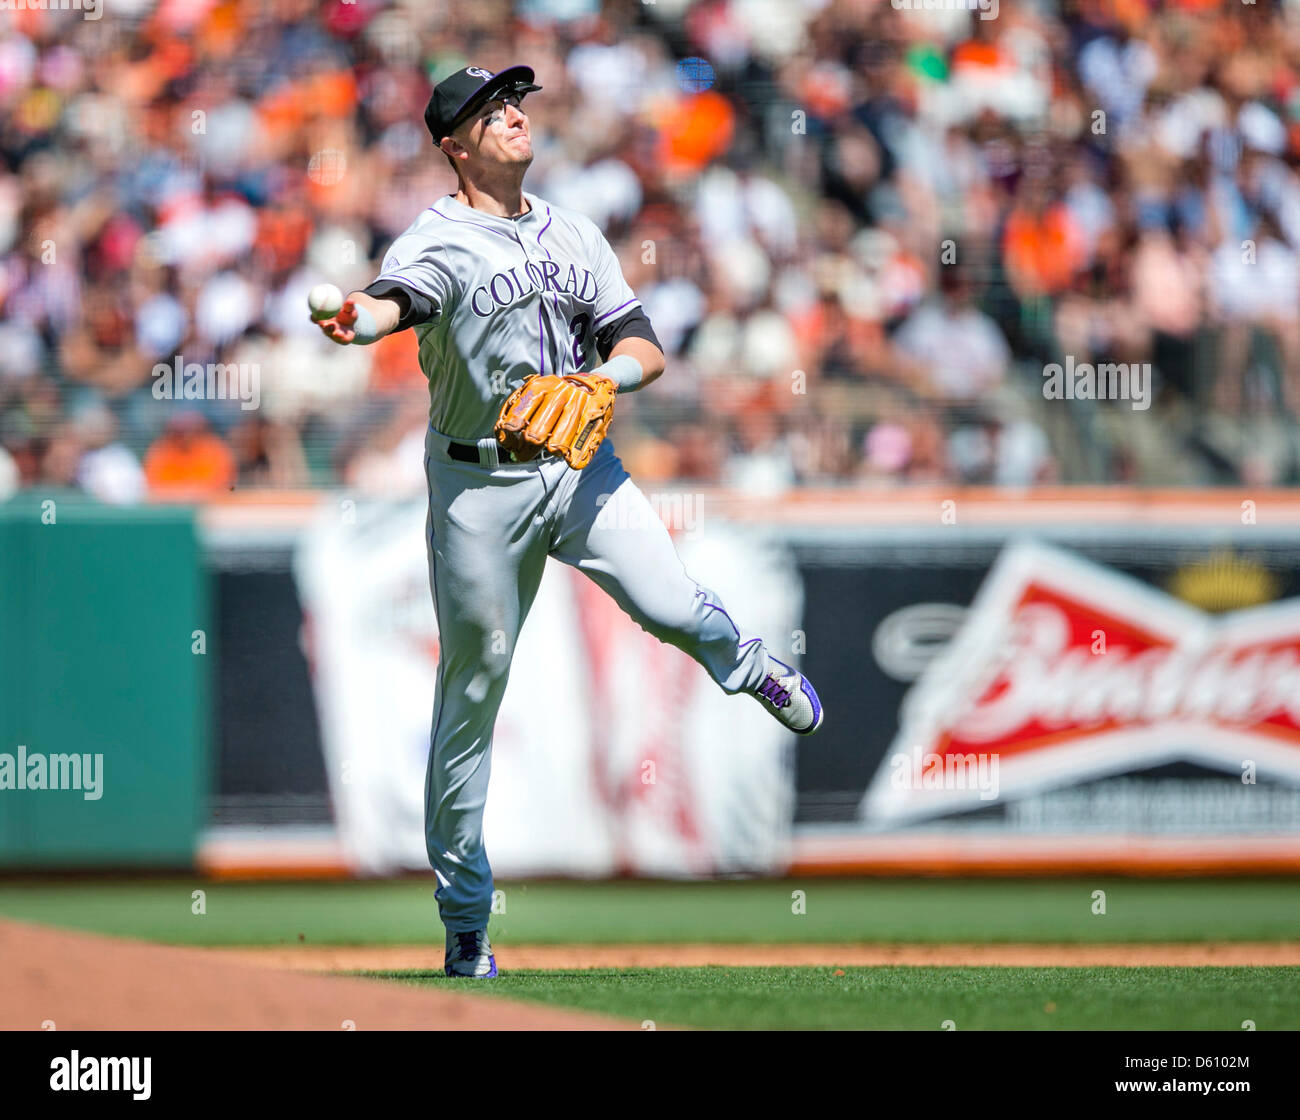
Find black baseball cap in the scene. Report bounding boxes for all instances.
[424,65,542,144]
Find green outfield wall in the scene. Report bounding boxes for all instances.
[0,497,208,867]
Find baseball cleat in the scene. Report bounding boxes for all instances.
[753,654,824,735]
[444,929,498,978]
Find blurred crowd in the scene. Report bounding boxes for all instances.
[7,0,1300,502]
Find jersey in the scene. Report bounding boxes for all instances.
[372,191,641,441]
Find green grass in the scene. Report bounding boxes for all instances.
[375,965,1300,1031]
[2,878,1294,1031]
[0,878,1295,946]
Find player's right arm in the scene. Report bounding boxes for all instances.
[319,226,455,345]
[316,291,402,346]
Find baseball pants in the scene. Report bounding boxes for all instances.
[422,425,769,932]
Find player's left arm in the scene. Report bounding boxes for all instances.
[605,334,665,389]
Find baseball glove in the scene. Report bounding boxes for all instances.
[495,373,616,470]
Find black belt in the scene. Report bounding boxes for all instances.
[447,440,486,464]
[446,440,552,465]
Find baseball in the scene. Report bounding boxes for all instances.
[307,283,344,321]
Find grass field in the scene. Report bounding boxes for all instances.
[379,966,1300,1031]
[0,877,1297,944]
[1,877,1296,1029]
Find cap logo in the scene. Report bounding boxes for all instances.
[466,67,493,80]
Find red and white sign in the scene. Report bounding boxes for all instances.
[863,541,1300,824]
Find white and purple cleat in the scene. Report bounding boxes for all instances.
[753,653,824,736]
[444,929,498,978]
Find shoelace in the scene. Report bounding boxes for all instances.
[757,675,792,709]
[455,931,484,960]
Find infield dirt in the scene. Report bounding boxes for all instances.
[0,920,628,1030]
[10,915,1297,1031]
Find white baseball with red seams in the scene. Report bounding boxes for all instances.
[307,283,343,322]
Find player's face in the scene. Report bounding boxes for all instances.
[466,94,533,170]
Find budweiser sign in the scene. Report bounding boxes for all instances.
[861,541,1300,825]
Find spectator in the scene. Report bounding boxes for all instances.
[229,414,310,489]
[1,0,1295,494]
[893,269,1011,402]
[74,406,146,505]
[143,412,236,499]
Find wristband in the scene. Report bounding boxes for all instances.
[350,304,380,345]
[599,353,644,393]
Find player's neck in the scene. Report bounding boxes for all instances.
[455,177,531,220]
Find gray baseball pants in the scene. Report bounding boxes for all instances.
[422,425,769,932]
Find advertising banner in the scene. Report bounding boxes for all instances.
[864,539,1300,824]
[210,493,1300,875]
[794,530,1300,872]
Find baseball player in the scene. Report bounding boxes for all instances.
[315,65,824,978]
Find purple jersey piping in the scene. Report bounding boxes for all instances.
[430,202,518,244]
[594,298,638,326]
[534,202,567,374]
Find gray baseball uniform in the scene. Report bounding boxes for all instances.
[366,191,770,933]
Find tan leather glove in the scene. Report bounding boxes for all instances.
[495,373,617,470]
